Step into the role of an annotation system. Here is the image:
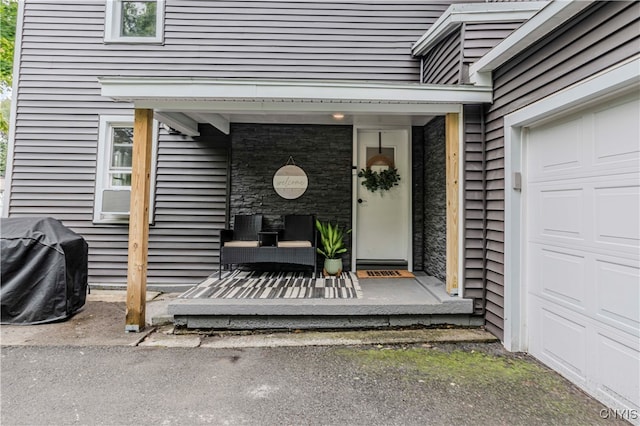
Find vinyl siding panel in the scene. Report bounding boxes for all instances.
[19,0,454,83]
[422,28,462,84]
[462,105,485,314]
[483,1,640,339]
[460,21,523,83]
[421,21,524,84]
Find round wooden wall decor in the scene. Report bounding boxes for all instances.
[273,165,308,199]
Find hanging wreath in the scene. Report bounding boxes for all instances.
[357,167,401,192]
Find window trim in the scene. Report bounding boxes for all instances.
[104,0,165,44]
[94,115,158,224]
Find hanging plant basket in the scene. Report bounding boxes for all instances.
[357,167,401,193]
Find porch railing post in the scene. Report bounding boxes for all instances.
[125,108,154,332]
[446,112,460,295]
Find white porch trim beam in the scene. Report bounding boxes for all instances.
[154,111,200,137]
[189,112,230,135]
[99,77,492,108]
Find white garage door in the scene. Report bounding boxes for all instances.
[525,93,640,414]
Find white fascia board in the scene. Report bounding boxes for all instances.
[134,100,465,116]
[469,0,595,84]
[411,2,548,57]
[99,78,492,108]
[154,111,200,137]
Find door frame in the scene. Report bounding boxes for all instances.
[351,124,413,272]
[502,58,639,352]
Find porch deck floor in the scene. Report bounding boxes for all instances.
[168,272,476,329]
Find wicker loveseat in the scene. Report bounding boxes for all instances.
[219,214,317,276]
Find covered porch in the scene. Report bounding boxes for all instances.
[98,78,492,331]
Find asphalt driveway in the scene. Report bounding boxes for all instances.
[0,297,629,425]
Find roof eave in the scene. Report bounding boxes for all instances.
[99,78,493,113]
[469,0,595,85]
[411,2,549,57]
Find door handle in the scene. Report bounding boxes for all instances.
[357,198,366,204]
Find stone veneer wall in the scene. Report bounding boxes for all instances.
[422,117,447,281]
[411,127,425,271]
[229,123,353,269]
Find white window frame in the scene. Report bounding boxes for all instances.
[94,115,158,224]
[104,0,165,44]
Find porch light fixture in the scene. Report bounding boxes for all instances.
[332,113,345,120]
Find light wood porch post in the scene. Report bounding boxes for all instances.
[125,108,154,332]
[446,113,460,295]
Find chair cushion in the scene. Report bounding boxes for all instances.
[224,240,259,248]
[277,240,312,248]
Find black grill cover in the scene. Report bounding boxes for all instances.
[1,217,88,324]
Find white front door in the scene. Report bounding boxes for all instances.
[355,129,410,265]
[524,94,640,414]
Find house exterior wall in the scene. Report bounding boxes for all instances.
[462,104,486,315]
[7,0,463,287]
[17,0,455,84]
[421,21,523,85]
[483,0,640,339]
[421,29,461,85]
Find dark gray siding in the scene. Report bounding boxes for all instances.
[462,104,485,314]
[19,0,454,83]
[483,1,640,339]
[421,21,523,84]
[422,28,462,84]
[460,21,522,83]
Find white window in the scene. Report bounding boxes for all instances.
[104,0,165,43]
[94,115,158,224]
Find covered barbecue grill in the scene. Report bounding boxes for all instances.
[1,217,88,324]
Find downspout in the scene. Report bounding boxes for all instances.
[419,57,424,84]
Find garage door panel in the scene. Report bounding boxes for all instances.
[538,187,585,239]
[595,184,640,248]
[528,116,583,179]
[536,301,588,380]
[593,98,640,167]
[536,246,586,308]
[595,332,640,411]
[596,260,640,334]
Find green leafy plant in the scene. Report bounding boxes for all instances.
[358,167,400,192]
[315,219,351,259]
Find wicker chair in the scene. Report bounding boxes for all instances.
[220,214,263,247]
[219,214,317,277]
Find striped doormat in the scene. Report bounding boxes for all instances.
[179,270,362,300]
[356,270,415,279]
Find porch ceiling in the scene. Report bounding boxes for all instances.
[99,77,492,134]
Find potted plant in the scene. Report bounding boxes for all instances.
[315,219,351,276]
